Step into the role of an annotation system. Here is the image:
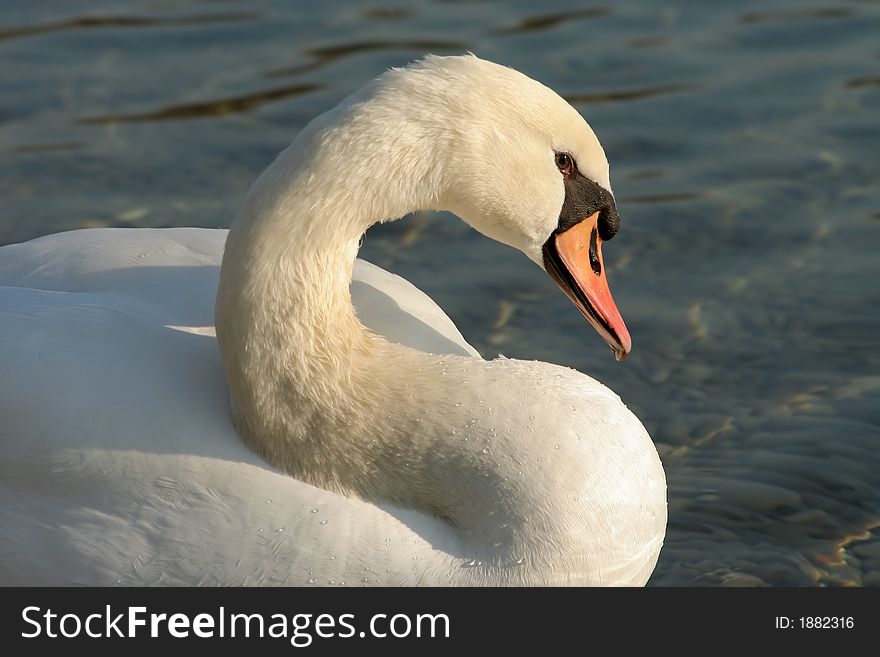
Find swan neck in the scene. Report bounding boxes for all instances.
[213,93,665,585]
[214,105,443,480]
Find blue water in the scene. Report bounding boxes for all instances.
[1,0,879,586]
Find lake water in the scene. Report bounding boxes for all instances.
[1,0,878,586]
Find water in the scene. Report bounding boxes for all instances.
[1,0,878,586]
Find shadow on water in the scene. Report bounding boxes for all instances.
[9,141,85,154]
[487,8,610,36]
[360,7,411,20]
[618,192,705,204]
[76,83,324,124]
[0,11,261,42]
[845,76,880,89]
[739,7,854,24]
[264,39,470,79]
[565,83,700,106]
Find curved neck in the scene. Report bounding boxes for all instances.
[214,102,658,585]
[215,105,468,510]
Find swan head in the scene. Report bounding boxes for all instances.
[376,55,632,359]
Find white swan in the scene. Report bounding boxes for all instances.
[0,55,666,586]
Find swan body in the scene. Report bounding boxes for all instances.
[0,55,666,585]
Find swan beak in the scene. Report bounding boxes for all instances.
[546,211,632,360]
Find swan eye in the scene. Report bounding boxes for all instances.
[555,152,575,177]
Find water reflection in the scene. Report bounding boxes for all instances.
[845,76,880,89]
[565,83,700,107]
[488,8,610,36]
[0,11,261,42]
[77,83,323,124]
[265,39,469,78]
[739,7,854,24]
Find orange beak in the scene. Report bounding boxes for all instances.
[544,211,632,360]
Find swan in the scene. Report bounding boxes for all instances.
[0,55,666,586]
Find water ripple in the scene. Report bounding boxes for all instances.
[619,192,705,204]
[488,8,610,36]
[0,12,261,42]
[565,83,700,106]
[265,39,469,79]
[76,83,323,124]
[845,76,880,89]
[10,142,85,155]
[739,7,854,24]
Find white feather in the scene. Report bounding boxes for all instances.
[0,56,665,586]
